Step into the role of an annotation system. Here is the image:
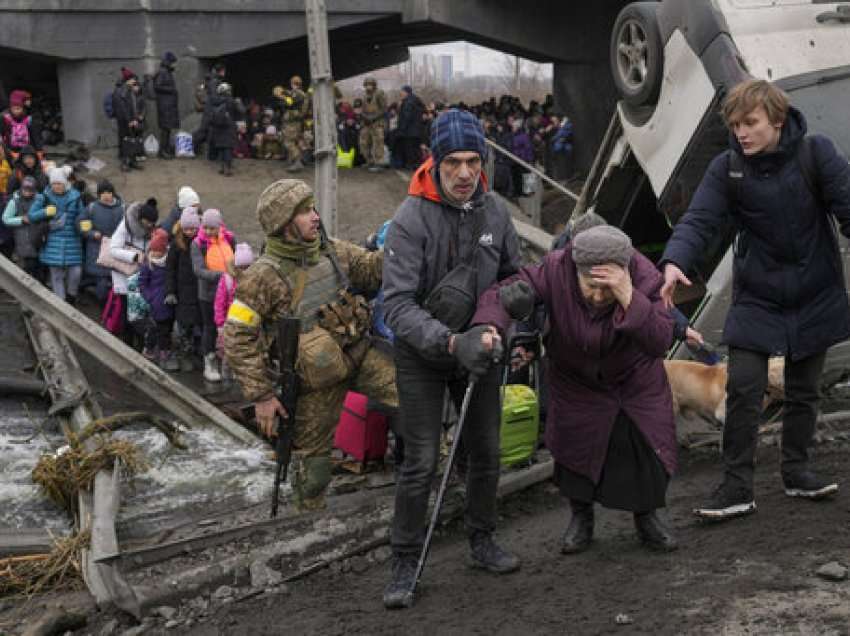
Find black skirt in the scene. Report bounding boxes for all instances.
[555,412,668,512]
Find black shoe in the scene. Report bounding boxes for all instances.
[66,295,77,308]
[784,471,838,500]
[468,531,520,574]
[382,554,418,609]
[560,502,594,554]
[693,481,756,520]
[634,510,678,552]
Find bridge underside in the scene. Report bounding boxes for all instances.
[0,0,630,172]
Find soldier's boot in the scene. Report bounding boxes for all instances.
[287,159,304,173]
[203,352,221,382]
[293,455,332,513]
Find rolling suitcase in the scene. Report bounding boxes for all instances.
[499,332,541,468]
[334,390,389,465]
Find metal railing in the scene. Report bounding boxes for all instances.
[483,138,580,227]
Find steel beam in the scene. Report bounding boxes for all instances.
[0,255,257,446]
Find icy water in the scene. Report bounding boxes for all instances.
[0,400,72,533]
[112,423,278,532]
[0,397,279,537]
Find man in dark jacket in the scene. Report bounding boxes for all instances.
[113,69,146,171]
[208,83,244,176]
[381,109,522,608]
[660,79,850,521]
[193,62,226,160]
[396,85,424,170]
[153,52,179,160]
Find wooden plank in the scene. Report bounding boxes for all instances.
[0,255,257,446]
[0,529,53,557]
[24,313,141,618]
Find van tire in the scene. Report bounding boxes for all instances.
[611,2,664,107]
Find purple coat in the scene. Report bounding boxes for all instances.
[473,247,677,481]
[138,261,174,322]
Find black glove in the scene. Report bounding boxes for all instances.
[499,280,535,320]
[453,325,496,379]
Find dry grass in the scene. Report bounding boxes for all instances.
[0,530,90,598]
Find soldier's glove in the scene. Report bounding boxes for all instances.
[452,325,497,380]
[499,280,535,321]
[164,294,178,306]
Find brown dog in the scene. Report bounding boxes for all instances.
[664,358,785,423]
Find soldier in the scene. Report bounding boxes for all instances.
[360,77,387,173]
[282,76,308,173]
[223,179,397,511]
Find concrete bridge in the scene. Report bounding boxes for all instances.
[0,0,631,170]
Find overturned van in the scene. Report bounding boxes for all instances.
[581,0,850,367]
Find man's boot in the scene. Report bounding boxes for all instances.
[561,500,594,554]
[203,352,221,382]
[468,531,520,574]
[382,553,418,609]
[634,510,678,552]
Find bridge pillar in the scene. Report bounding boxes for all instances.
[58,56,203,148]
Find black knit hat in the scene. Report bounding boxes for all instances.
[97,179,115,196]
[138,197,159,223]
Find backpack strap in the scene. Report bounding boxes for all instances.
[725,149,745,211]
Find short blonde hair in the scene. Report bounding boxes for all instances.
[722,79,790,128]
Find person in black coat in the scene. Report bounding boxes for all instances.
[660,79,850,520]
[397,85,424,169]
[113,69,146,171]
[153,52,180,160]
[208,83,244,177]
[165,207,202,372]
[193,62,227,161]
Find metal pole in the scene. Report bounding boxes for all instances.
[305,0,338,236]
[485,138,580,202]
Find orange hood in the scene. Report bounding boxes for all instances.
[408,156,489,204]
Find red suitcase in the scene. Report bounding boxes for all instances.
[334,391,389,463]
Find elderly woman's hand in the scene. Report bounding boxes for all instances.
[591,264,632,310]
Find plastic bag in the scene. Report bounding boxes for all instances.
[522,172,537,196]
[174,131,195,158]
[143,134,159,157]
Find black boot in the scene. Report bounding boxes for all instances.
[634,510,678,552]
[561,500,594,554]
[382,553,418,609]
[66,295,77,307]
[224,161,233,177]
[468,531,520,574]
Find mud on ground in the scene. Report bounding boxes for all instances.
[183,445,850,636]
[83,152,407,248]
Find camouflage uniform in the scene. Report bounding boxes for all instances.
[359,80,387,167]
[223,179,397,511]
[282,80,308,171]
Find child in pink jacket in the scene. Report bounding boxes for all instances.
[214,242,254,379]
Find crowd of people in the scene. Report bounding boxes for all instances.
[4,53,845,615]
[107,54,574,193]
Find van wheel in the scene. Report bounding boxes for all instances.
[610,2,663,107]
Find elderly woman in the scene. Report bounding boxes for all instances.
[473,225,677,553]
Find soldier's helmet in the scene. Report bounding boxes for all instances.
[257,179,314,237]
[363,77,377,88]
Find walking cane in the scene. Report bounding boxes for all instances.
[404,340,502,607]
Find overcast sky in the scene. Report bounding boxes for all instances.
[410,41,553,78]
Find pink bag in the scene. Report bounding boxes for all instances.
[101,289,124,335]
[334,391,389,463]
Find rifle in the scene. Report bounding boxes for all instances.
[270,316,301,518]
